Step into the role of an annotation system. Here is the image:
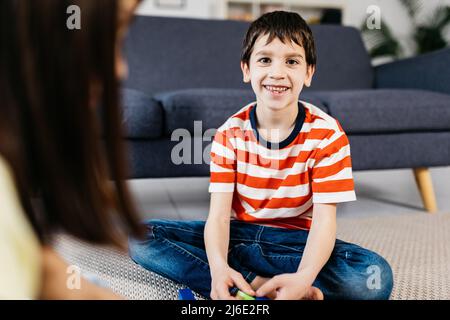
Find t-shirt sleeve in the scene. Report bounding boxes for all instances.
[208,130,237,193]
[311,129,357,204]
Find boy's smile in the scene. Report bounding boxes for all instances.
[241,34,314,113]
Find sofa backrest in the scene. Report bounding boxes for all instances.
[124,15,373,95]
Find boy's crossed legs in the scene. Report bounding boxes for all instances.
[129,219,393,300]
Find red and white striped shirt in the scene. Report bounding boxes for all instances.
[209,101,356,230]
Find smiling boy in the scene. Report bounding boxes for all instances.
[129,11,393,300]
[205,11,393,300]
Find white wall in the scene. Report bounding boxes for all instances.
[136,0,215,18]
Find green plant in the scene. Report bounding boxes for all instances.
[361,0,450,59]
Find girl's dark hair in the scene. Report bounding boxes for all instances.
[241,11,317,68]
[0,0,144,247]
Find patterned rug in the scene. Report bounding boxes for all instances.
[54,210,450,300]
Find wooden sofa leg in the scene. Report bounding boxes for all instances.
[413,168,438,213]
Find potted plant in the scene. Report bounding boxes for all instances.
[361,0,450,60]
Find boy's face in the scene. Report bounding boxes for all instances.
[241,34,314,112]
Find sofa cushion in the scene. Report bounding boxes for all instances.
[121,88,163,139]
[125,16,249,95]
[312,89,450,133]
[155,88,328,136]
[305,25,373,92]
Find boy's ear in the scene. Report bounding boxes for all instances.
[240,61,251,83]
[304,65,315,87]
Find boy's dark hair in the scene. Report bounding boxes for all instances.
[241,11,317,68]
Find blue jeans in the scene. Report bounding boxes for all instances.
[129,219,393,300]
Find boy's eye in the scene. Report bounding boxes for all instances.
[258,57,271,64]
[287,59,299,65]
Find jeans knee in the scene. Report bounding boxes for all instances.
[345,253,393,300]
[128,222,161,266]
[325,247,394,300]
[128,236,153,266]
[366,254,394,300]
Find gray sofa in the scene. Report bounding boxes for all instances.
[122,15,450,211]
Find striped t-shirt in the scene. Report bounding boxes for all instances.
[208,101,356,230]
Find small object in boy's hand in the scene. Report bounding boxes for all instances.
[178,288,196,300]
[236,290,256,300]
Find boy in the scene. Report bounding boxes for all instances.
[129,11,393,300]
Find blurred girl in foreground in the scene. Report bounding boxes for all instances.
[0,0,143,299]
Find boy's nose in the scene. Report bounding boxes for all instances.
[268,64,286,80]
[269,74,285,80]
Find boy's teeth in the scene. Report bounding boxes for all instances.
[265,85,288,92]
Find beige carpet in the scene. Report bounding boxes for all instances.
[337,211,450,300]
[55,210,450,300]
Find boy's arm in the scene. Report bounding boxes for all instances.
[204,192,255,300]
[256,203,336,299]
[205,192,233,273]
[296,203,336,281]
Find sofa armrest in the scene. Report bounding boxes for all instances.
[121,88,163,139]
[374,47,450,95]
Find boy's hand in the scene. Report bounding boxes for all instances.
[210,265,255,300]
[256,273,323,300]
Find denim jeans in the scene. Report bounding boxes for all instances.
[129,219,393,300]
